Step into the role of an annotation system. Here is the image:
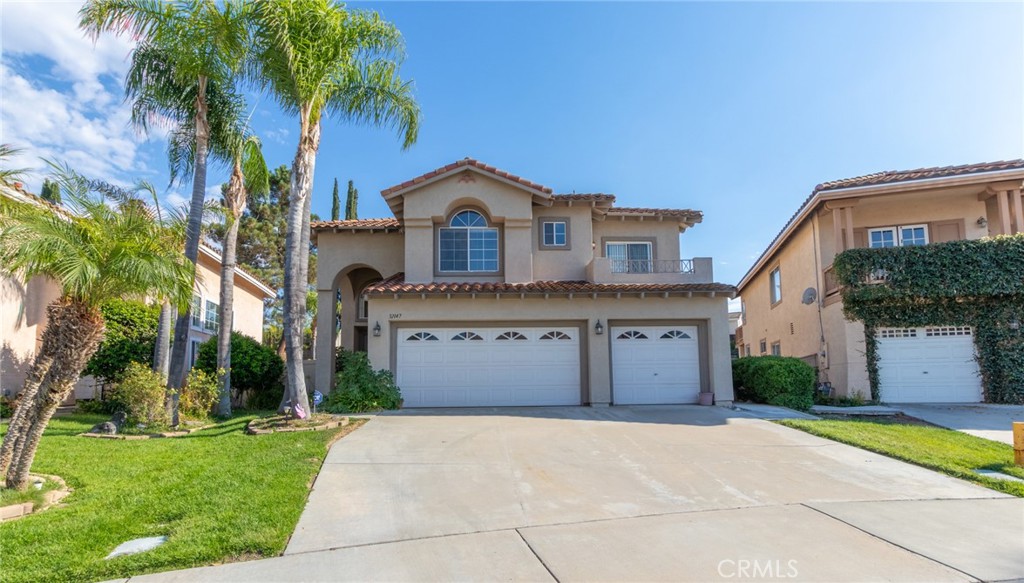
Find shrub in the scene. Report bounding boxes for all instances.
[84,299,160,384]
[109,362,169,426]
[731,356,815,411]
[195,332,284,410]
[324,351,401,413]
[180,367,219,419]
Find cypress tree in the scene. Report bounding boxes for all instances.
[330,178,340,221]
[40,179,61,203]
[345,179,358,220]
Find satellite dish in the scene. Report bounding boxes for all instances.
[802,287,818,305]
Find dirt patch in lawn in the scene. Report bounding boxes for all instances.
[246,414,355,435]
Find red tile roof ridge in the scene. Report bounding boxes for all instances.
[381,158,553,196]
[311,218,402,230]
[364,273,735,295]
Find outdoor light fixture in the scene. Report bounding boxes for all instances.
[595,320,604,335]
[373,321,382,337]
[977,216,988,227]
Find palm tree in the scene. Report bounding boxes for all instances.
[0,167,193,490]
[168,105,269,417]
[0,144,28,187]
[249,0,420,414]
[80,0,252,405]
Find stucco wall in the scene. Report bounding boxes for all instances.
[738,220,823,363]
[195,253,267,342]
[532,205,594,281]
[359,295,735,406]
[1,275,61,398]
[592,219,682,263]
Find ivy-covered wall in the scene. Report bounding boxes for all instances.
[833,234,1024,403]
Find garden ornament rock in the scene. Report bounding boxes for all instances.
[89,411,127,435]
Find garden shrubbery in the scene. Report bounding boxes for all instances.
[109,362,168,426]
[732,356,816,411]
[195,332,284,410]
[180,368,219,419]
[84,299,160,385]
[323,350,401,413]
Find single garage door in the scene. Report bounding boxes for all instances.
[877,326,982,403]
[396,326,581,407]
[612,325,701,405]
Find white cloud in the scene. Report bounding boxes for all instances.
[262,128,289,145]
[0,1,160,188]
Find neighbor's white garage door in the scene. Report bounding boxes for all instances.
[876,326,982,403]
[396,327,580,407]
[611,325,701,405]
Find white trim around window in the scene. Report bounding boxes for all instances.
[438,210,500,273]
[542,220,567,247]
[869,224,929,248]
[605,241,653,273]
[769,266,782,305]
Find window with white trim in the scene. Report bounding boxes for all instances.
[439,210,498,272]
[542,220,567,247]
[606,242,652,273]
[869,224,929,248]
[769,267,782,304]
[771,341,781,356]
[204,299,219,333]
[190,294,202,329]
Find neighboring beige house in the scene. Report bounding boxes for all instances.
[736,159,1024,403]
[312,158,736,407]
[0,184,275,401]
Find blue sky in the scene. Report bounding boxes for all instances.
[2,1,1022,286]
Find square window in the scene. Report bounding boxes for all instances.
[543,221,567,246]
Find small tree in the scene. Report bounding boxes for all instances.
[331,178,340,221]
[39,179,61,204]
[84,299,160,387]
[344,179,358,220]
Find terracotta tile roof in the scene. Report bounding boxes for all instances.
[815,159,1024,192]
[738,158,1024,290]
[364,273,735,296]
[607,207,704,222]
[551,193,616,202]
[311,218,402,230]
[381,158,553,196]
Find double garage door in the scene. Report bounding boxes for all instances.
[396,324,702,408]
[876,326,982,403]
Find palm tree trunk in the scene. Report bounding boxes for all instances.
[281,118,319,416]
[6,300,105,490]
[153,301,172,379]
[167,76,210,426]
[0,306,63,477]
[216,210,241,417]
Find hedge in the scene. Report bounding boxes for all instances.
[84,299,160,385]
[834,234,1024,403]
[195,332,284,409]
[732,356,816,411]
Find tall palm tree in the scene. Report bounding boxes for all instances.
[80,0,252,407]
[169,106,269,417]
[249,0,420,414]
[0,167,193,490]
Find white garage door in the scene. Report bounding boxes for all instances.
[612,325,701,405]
[396,327,581,407]
[877,326,982,403]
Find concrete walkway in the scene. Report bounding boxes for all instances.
[896,403,1024,445]
[114,406,1023,582]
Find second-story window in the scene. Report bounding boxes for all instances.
[190,294,202,329]
[869,224,928,248]
[439,210,499,272]
[606,242,652,273]
[204,299,219,333]
[542,220,567,246]
[770,266,782,304]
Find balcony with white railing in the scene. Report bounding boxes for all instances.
[587,257,714,284]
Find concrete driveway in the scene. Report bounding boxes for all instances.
[124,406,1023,582]
[895,403,1024,445]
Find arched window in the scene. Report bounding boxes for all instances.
[439,210,499,272]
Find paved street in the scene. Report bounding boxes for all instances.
[119,406,1024,582]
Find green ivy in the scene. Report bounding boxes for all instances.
[834,235,1024,404]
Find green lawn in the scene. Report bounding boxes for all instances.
[0,413,358,583]
[779,417,1024,497]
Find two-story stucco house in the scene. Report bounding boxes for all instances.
[312,158,736,408]
[0,183,275,401]
[736,159,1024,404]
